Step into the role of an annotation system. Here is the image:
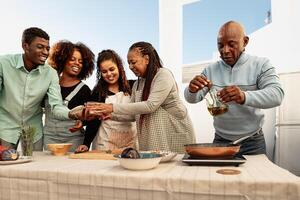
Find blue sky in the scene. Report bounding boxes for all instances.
[183,0,271,63]
[0,0,270,84]
[0,0,159,81]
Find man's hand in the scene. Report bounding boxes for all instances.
[69,120,83,133]
[218,85,245,104]
[69,105,86,120]
[188,75,212,93]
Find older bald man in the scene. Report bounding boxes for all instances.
[184,21,284,156]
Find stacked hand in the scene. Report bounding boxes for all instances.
[85,102,113,120]
[69,105,86,120]
[68,103,113,121]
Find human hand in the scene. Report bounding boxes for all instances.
[75,145,89,153]
[99,113,112,120]
[69,105,86,120]
[69,120,83,133]
[81,102,103,121]
[188,75,212,93]
[218,85,245,104]
[85,102,113,116]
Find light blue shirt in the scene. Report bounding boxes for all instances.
[0,54,70,144]
[184,53,284,140]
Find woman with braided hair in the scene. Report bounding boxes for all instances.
[86,42,195,153]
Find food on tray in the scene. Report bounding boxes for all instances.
[0,145,19,161]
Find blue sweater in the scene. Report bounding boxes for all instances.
[184,53,284,140]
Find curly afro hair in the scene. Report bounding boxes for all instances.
[48,40,95,80]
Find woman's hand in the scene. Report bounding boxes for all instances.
[99,113,112,120]
[69,120,83,133]
[86,102,113,115]
[75,145,89,153]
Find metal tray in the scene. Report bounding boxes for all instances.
[182,154,246,167]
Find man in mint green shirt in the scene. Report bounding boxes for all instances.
[0,27,85,150]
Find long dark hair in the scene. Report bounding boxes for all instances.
[93,49,131,99]
[128,41,163,102]
[128,42,163,127]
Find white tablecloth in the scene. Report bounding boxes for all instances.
[0,152,299,200]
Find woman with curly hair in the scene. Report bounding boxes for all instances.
[43,40,94,152]
[76,49,137,152]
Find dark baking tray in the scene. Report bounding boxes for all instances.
[182,154,246,167]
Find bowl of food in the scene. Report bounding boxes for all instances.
[115,148,162,170]
[47,143,72,156]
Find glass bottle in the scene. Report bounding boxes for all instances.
[205,88,228,116]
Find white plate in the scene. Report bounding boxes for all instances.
[0,157,33,165]
[159,151,177,163]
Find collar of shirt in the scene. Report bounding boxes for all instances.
[15,54,44,74]
[221,52,250,69]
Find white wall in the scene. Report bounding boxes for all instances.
[247,0,300,73]
[245,0,300,160]
[159,0,213,143]
[159,0,300,148]
[159,0,182,84]
[189,0,300,147]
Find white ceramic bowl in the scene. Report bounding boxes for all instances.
[116,153,162,170]
[47,143,72,156]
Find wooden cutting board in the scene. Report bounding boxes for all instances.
[69,150,119,160]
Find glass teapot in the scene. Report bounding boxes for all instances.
[205,88,228,116]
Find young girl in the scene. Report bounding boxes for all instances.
[44,40,94,152]
[86,42,195,153]
[76,49,137,152]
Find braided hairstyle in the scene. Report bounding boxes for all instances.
[93,49,131,99]
[128,42,163,127]
[128,41,163,102]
